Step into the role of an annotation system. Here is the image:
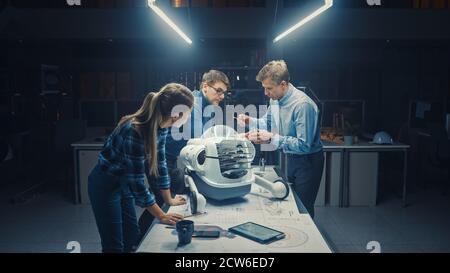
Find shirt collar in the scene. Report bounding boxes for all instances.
[200,90,212,108]
[158,127,168,135]
[278,83,294,106]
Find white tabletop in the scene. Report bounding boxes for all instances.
[137,167,331,253]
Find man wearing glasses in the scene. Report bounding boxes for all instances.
[165,69,230,158]
[138,70,230,237]
[165,69,229,162]
[199,70,229,107]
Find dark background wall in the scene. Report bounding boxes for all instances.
[283,39,450,134]
[1,1,449,137]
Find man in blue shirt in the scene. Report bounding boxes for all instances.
[238,60,324,218]
[138,70,230,233]
[165,70,230,165]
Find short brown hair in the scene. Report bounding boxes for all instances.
[256,60,290,85]
[201,70,230,89]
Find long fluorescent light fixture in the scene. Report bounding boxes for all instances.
[147,0,192,45]
[273,0,333,43]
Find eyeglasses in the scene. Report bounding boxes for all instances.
[208,85,227,96]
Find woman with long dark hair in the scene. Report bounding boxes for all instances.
[88,83,194,253]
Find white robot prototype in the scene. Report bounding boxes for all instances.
[179,125,289,214]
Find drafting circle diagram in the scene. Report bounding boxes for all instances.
[267,226,309,249]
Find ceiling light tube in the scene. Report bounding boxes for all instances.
[148,0,192,45]
[273,0,333,43]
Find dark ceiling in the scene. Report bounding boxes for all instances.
[1,1,450,42]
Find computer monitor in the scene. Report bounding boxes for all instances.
[408,100,445,129]
[321,100,365,131]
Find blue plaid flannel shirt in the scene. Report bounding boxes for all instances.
[98,121,170,207]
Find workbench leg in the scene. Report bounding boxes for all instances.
[339,149,345,208]
[342,149,349,208]
[344,149,350,208]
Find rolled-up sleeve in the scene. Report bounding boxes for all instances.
[123,129,156,208]
[156,129,171,190]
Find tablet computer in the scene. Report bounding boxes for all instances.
[228,222,285,244]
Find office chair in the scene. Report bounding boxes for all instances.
[10,122,52,203]
[10,119,86,203]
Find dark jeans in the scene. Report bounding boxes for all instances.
[287,151,324,218]
[137,157,185,241]
[88,165,141,253]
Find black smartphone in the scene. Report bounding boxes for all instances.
[192,230,221,238]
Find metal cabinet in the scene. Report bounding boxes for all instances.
[78,150,100,204]
[72,144,102,204]
[348,152,379,206]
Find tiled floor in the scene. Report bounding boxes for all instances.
[0,185,102,253]
[0,182,449,253]
[314,186,450,253]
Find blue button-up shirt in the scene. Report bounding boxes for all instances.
[250,84,323,155]
[98,121,170,207]
[165,90,216,160]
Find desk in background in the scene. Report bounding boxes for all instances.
[72,138,410,208]
[281,141,410,208]
[137,167,332,253]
